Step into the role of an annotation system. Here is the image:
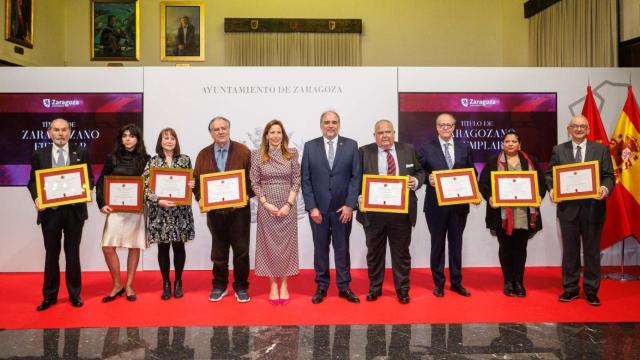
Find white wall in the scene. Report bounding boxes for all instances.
[0,66,638,272]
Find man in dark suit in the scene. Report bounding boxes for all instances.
[302,110,362,304]
[176,16,197,56]
[27,118,94,311]
[419,113,474,298]
[193,116,253,303]
[545,115,614,306]
[357,119,425,304]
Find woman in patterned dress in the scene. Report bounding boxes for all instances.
[143,128,195,300]
[250,119,301,305]
[97,124,150,302]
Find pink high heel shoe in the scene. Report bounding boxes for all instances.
[279,297,290,305]
[269,298,280,306]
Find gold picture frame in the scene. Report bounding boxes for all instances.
[5,0,34,49]
[90,0,140,61]
[360,174,410,214]
[161,1,205,62]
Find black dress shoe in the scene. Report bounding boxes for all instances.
[450,284,471,297]
[397,291,410,304]
[503,282,515,297]
[311,288,327,304]
[433,287,444,298]
[338,289,360,303]
[70,297,83,308]
[586,293,601,306]
[366,291,382,301]
[513,282,526,297]
[161,281,172,300]
[102,288,125,303]
[36,299,57,311]
[174,279,183,299]
[126,290,137,302]
[558,291,579,302]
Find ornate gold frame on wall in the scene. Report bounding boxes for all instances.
[5,0,34,49]
[160,1,205,62]
[90,0,140,61]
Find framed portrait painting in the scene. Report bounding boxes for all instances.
[5,0,34,48]
[90,0,140,61]
[161,1,205,62]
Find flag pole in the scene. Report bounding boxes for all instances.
[604,238,639,280]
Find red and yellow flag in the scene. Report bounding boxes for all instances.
[581,86,631,250]
[604,86,640,249]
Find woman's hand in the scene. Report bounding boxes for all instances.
[100,205,113,214]
[188,179,196,189]
[488,197,499,209]
[276,203,291,217]
[158,200,176,208]
[264,202,279,216]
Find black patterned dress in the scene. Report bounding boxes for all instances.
[143,154,195,244]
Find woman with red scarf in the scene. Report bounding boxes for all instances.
[479,130,546,297]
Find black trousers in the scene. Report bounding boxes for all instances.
[426,209,467,289]
[206,207,250,291]
[496,228,530,285]
[39,206,84,301]
[559,215,602,295]
[364,212,412,294]
[309,210,353,291]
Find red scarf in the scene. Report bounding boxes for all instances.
[497,151,539,235]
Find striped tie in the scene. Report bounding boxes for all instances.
[385,149,396,175]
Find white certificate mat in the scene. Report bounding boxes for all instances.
[206,177,241,203]
[44,173,83,200]
[108,182,140,206]
[367,182,403,206]
[439,175,474,198]
[558,168,594,194]
[497,177,534,200]
[154,174,187,198]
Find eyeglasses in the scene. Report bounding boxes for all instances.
[437,123,454,129]
[569,124,588,130]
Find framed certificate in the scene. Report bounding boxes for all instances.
[104,176,144,213]
[491,171,541,207]
[200,169,248,211]
[35,164,92,209]
[149,167,193,206]
[432,168,481,206]
[552,160,600,202]
[361,174,409,214]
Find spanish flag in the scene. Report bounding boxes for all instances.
[581,86,629,250]
[604,86,640,250]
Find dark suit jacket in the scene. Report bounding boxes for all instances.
[176,24,196,54]
[356,142,425,227]
[418,138,474,215]
[27,144,94,225]
[301,136,361,213]
[544,140,615,223]
[478,152,546,234]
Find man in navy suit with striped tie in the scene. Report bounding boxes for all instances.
[419,113,474,298]
[302,110,362,304]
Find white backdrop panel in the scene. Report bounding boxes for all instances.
[398,67,640,267]
[0,68,143,271]
[142,67,398,270]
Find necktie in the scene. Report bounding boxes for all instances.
[216,149,226,171]
[575,145,582,163]
[444,143,453,169]
[385,149,396,175]
[54,149,65,168]
[327,140,335,169]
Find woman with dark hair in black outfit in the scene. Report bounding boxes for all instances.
[97,124,150,302]
[479,130,546,297]
[143,128,195,300]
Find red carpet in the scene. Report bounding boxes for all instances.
[1,267,639,329]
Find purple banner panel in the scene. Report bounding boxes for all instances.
[398,93,557,171]
[0,93,143,186]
